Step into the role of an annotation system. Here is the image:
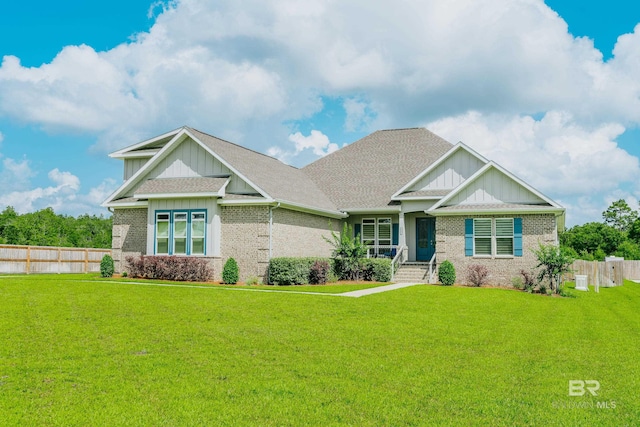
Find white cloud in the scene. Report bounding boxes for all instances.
[427,110,640,225]
[0,0,639,223]
[268,130,338,164]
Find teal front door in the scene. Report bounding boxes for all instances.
[416,217,435,261]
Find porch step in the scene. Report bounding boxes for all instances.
[393,263,436,284]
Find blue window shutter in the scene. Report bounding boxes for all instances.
[514,217,523,257]
[392,223,399,245]
[354,224,361,241]
[465,218,473,256]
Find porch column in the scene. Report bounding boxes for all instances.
[399,212,407,248]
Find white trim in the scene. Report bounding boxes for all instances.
[342,207,401,214]
[134,192,223,199]
[217,198,274,206]
[109,127,183,158]
[110,149,160,159]
[392,142,489,198]
[428,161,563,212]
[393,195,443,201]
[429,207,565,216]
[102,129,272,207]
[103,201,149,208]
[102,130,190,206]
[276,201,347,219]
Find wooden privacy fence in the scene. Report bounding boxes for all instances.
[567,259,626,288]
[0,245,111,274]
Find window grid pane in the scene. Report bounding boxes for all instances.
[474,219,492,237]
[475,237,492,255]
[496,218,514,237]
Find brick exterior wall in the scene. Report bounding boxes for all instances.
[272,209,340,258]
[436,214,557,286]
[112,208,148,273]
[220,205,270,282]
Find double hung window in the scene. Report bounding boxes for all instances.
[155,210,207,255]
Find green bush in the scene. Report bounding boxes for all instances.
[362,258,392,282]
[438,260,456,286]
[222,258,239,284]
[246,276,260,286]
[100,254,114,278]
[268,257,333,285]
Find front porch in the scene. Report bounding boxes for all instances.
[349,212,438,282]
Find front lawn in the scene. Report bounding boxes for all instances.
[0,274,638,425]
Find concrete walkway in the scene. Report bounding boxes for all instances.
[339,282,423,297]
[83,280,423,298]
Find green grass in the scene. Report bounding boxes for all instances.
[1,274,638,426]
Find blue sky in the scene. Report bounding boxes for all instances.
[0,0,639,226]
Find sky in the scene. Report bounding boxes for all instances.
[0,0,639,226]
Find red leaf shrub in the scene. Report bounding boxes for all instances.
[466,264,489,287]
[309,260,330,284]
[125,255,213,282]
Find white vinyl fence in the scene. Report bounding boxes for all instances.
[0,245,111,274]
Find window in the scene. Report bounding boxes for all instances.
[466,218,521,257]
[155,213,170,254]
[495,218,514,256]
[361,218,394,256]
[473,219,492,256]
[154,210,207,255]
[173,212,188,255]
[191,212,206,255]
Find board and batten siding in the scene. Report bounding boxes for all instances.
[446,168,543,205]
[409,148,484,191]
[146,198,221,257]
[123,158,150,181]
[137,137,256,194]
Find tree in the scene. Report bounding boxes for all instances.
[602,199,638,232]
[533,244,573,294]
[325,223,368,280]
[560,222,624,260]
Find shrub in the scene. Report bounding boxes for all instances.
[438,260,456,286]
[520,269,537,293]
[121,271,128,278]
[362,258,392,282]
[466,264,489,287]
[511,276,523,290]
[246,276,260,286]
[125,255,212,282]
[534,243,573,294]
[324,223,368,280]
[100,254,114,278]
[222,258,239,284]
[538,282,548,295]
[309,260,330,285]
[268,257,333,285]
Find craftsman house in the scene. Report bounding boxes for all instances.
[103,127,564,284]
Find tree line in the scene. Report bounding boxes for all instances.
[0,206,111,249]
[561,199,640,260]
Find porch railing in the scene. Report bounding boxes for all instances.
[428,252,437,284]
[366,245,398,259]
[390,245,407,282]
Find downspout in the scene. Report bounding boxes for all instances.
[268,202,281,260]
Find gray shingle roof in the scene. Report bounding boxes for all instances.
[187,128,339,212]
[135,177,229,195]
[302,128,453,209]
[398,189,450,198]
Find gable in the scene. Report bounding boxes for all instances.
[405,147,485,193]
[124,136,259,198]
[442,167,545,206]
